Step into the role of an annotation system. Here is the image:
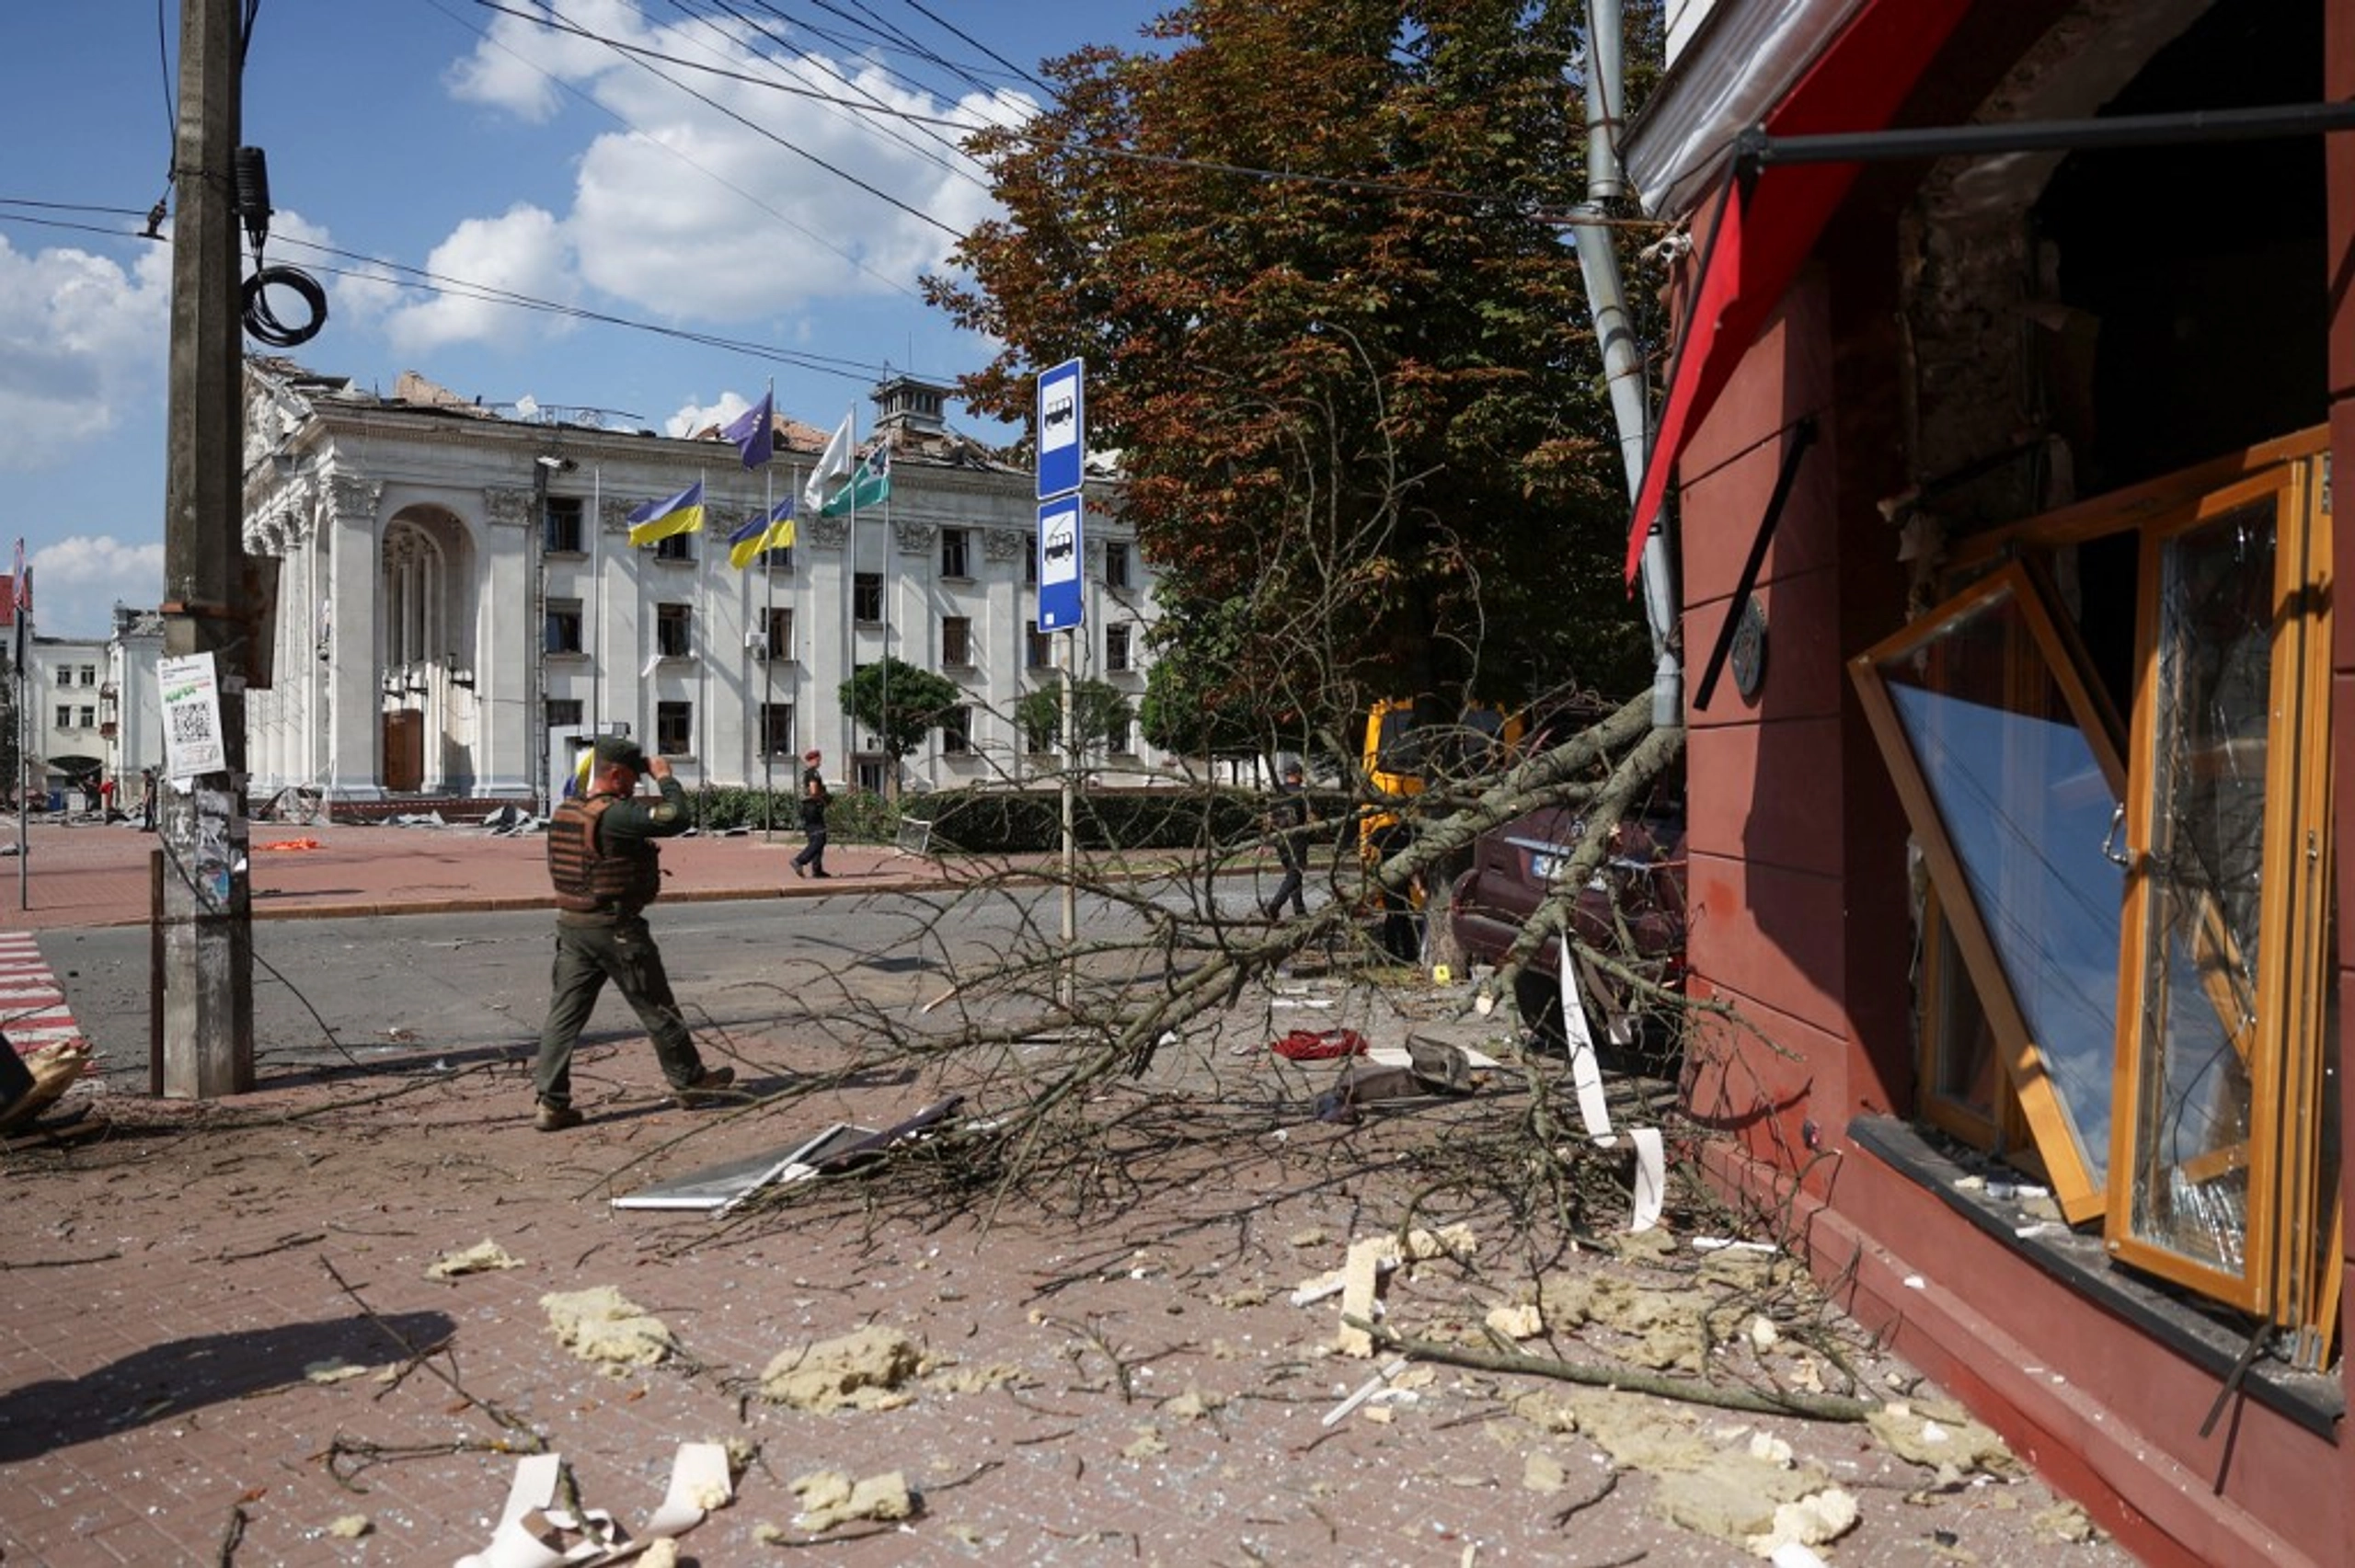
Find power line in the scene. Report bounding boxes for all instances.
[466,0,1633,219]
[529,0,960,236]
[423,0,927,300]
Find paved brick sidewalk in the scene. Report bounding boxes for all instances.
[0,816,999,933]
[0,1048,2137,1568]
[0,817,2139,1567]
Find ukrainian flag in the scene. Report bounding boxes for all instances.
[727,496,796,570]
[626,480,705,546]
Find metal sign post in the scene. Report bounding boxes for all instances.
[1035,361,1087,1003]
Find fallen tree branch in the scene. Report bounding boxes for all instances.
[1341,1315,1875,1423]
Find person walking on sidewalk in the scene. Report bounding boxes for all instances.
[531,737,732,1131]
[790,767,833,879]
[1262,760,1313,920]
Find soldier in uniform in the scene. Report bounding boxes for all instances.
[1261,760,1313,920]
[531,736,733,1131]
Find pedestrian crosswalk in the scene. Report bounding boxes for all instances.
[0,932,85,1055]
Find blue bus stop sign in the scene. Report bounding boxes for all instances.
[1036,358,1084,500]
[1037,496,1085,631]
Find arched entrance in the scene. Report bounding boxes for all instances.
[379,508,477,794]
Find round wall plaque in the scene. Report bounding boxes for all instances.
[1729,595,1768,699]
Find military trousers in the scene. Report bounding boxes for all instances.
[532,912,706,1110]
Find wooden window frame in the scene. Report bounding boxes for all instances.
[1860,429,2338,1352]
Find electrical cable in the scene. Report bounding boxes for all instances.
[231,144,327,348]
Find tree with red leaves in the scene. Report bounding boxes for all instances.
[927,0,1660,759]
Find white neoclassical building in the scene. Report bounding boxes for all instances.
[238,359,1166,810]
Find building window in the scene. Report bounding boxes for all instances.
[763,606,793,662]
[1854,435,2336,1339]
[942,616,972,669]
[656,602,693,658]
[941,704,972,755]
[546,699,582,730]
[78,706,96,729]
[1027,620,1052,670]
[856,758,885,795]
[763,542,794,575]
[1105,541,1131,589]
[854,573,882,624]
[1103,712,1133,754]
[546,599,584,655]
[656,701,693,756]
[53,705,71,730]
[52,668,67,686]
[1106,623,1132,672]
[78,666,97,687]
[760,702,795,756]
[544,495,584,554]
[654,532,695,563]
[941,528,971,578]
[1025,540,1038,586]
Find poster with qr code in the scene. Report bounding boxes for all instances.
[158,653,226,781]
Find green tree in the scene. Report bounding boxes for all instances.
[926,0,1660,706]
[840,657,964,794]
[1017,678,1136,759]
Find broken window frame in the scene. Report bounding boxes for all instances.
[1856,429,2339,1347]
[1853,560,2129,1225]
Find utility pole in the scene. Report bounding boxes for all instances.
[159,0,255,1097]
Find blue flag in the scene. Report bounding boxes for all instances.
[721,389,773,470]
[626,480,706,546]
[727,496,796,569]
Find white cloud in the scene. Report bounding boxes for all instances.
[666,391,754,440]
[444,2,1016,326]
[0,237,171,472]
[379,206,578,355]
[443,0,649,122]
[26,535,165,642]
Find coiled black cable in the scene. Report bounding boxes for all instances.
[243,265,327,347]
[234,144,326,347]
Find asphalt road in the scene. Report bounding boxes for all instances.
[35,889,1070,1076]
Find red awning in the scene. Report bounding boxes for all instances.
[1624,0,1975,582]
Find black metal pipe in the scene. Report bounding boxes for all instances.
[1736,98,2355,176]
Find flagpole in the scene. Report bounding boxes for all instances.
[590,464,604,743]
[696,465,708,831]
[879,437,891,800]
[840,404,856,775]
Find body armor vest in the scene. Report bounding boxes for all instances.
[547,795,661,914]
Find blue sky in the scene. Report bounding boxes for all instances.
[0,0,1169,637]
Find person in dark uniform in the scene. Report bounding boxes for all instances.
[531,736,733,1131]
[790,768,833,878]
[1262,760,1312,919]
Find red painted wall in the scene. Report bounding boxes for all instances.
[1677,5,2355,1557]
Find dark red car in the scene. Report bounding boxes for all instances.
[1448,807,1687,1065]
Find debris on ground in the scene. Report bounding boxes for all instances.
[325,1514,372,1539]
[1291,1223,1478,1304]
[1866,1399,2021,1479]
[761,1324,925,1412]
[1514,1388,1860,1557]
[789,1469,914,1532]
[542,1286,674,1369]
[303,1358,375,1385]
[425,1238,523,1279]
[924,1359,1023,1394]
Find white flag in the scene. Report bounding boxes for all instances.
[803,411,854,509]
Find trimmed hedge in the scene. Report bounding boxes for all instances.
[686,783,1351,855]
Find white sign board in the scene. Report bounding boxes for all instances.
[158,652,226,781]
